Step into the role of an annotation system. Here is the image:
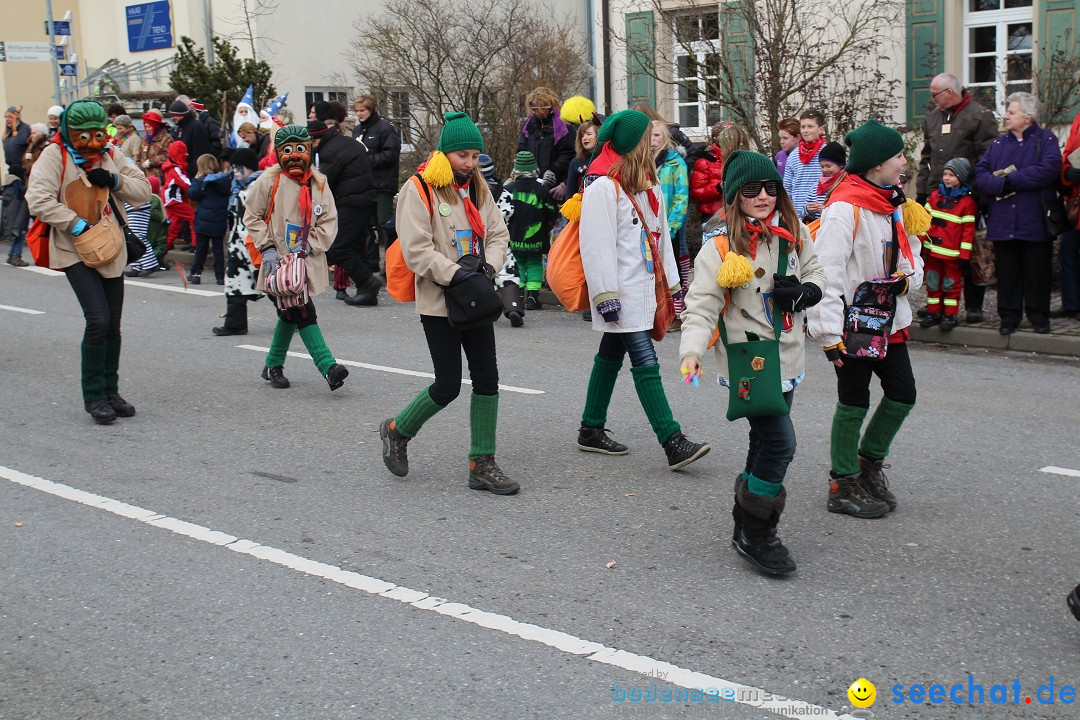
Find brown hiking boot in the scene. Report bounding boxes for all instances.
[379,418,410,477]
[468,455,519,495]
[858,455,897,512]
[827,472,889,519]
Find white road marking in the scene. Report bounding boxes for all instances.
[0,304,45,315]
[17,266,64,277]
[1039,466,1080,478]
[236,344,545,395]
[1,464,852,720]
[124,280,221,297]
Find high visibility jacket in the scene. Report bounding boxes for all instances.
[924,190,976,261]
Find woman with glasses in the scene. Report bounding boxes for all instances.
[680,151,825,575]
[806,120,924,521]
[517,87,576,205]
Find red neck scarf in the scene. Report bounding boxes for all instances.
[825,173,914,266]
[455,177,487,248]
[817,173,840,197]
[798,136,826,165]
[946,90,973,117]
[588,141,661,215]
[282,168,314,227]
[745,216,796,260]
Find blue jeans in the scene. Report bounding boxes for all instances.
[1060,229,1080,312]
[10,228,26,257]
[744,391,796,484]
[598,330,658,367]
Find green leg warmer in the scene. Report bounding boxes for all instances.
[830,402,869,476]
[859,397,915,461]
[630,364,681,445]
[297,323,336,375]
[103,336,122,396]
[394,387,444,439]
[265,318,296,368]
[747,472,783,498]
[581,354,624,428]
[469,392,499,460]
[80,342,107,404]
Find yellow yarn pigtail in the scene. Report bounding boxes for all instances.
[421,151,454,187]
[561,96,597,125]
[560,192,582,221]
[902,198,931,236]
[716,251,754,288]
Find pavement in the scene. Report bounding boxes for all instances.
[2,257,1079,719]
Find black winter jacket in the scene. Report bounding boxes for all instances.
[317,127,376,208]
[517,116,576,182]
[198,111,224,158]
[171,112,210,178]
[188,171,232,237]
[352,112,401,193]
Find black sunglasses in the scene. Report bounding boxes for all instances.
[739,180,779,198]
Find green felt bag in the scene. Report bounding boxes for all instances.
[718,244,790,422]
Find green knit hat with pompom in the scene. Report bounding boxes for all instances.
[438,112,484,153]
[596,109,651,155]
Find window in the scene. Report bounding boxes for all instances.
[964,0,1033,113]
[304,88,352,112]
[672,10,722,134]
[382,90,411,143]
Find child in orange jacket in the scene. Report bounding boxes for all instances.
[920,157,977,331]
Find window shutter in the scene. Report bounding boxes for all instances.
[721,1,754,119]
[626,11,657,108]
[906,0,945,124]
[1039,0,1080,121]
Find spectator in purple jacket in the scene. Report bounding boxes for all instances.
[974,92,1061,335]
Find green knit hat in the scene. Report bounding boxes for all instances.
[844,119,905,175]
[513,151,537,173]
[721,150,783,205]
[275,124,310,145]
[62,100,107,131]
[596,109,651,155]
[438,112,484,153]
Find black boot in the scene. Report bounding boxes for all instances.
[525,290,542,311]
[345,274,383,306]
[731,477,795,575]
[827,471,889,518]
[261,365,290,388]
[919,313,942,328]
[577,425,629,455]
[325,363,349,391]
[379,418,410,477]
[84,400,117,425]
[468,455,520,495]
[335,289,348,300]
[106,393,136,417]
[1069,584,1080,622]
[857,454,897,512]
[663,432,710,470]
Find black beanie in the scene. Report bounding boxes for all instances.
[230,147,259,171]
[307,120,328,137]
[311,101,332,122]
[818,141,847,167]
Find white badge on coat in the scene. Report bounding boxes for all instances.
[789,256,798,269]
[313,204,324,217]
[439,203,452,217]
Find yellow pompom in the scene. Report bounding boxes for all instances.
[560,96,596,125]
[560,193,582,221]
[716,251,754,288]
[902,198,931,236]
[421,151,454,187]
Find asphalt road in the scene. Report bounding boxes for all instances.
[2,262,1078,720]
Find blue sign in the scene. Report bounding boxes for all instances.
[45,21,72,36]
[54,44,65,60]
[126,1,173,53]
[59,63,77,77]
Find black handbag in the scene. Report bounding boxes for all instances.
[443,251,503,330]
[107,194,146,263]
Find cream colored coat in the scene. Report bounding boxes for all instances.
[395,178,509,317]
[243,165,336,298]
[25,144,152,278]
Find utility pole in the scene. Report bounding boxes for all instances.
[204,0,215,64]
[45,0,61,105]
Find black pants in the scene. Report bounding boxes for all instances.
[962,261,984,314]
[192,233,224,280]
[224,293,258,330]
[327,205,376,286]
[994,239,1052,327]
[276,300,319,329]
[65,262,124,345]
[420,314,498,405]
[835,342,917,408]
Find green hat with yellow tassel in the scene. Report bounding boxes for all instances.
[422,112,485,187]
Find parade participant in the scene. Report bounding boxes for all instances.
[504,150,558,315]
[783,110,827,220]
[213,148,263,336]
[46,105,63,135]
[379,112,518,495]
[920,158,976,331]
[243,124,349,392]
[680,150,825,575]
[575,109,710,470]
[651,121,690,328]
[138,110,172,182]
[806,120,925,518]
[162,140,195,252]
[25,99,152,424]
[231,86,257,148]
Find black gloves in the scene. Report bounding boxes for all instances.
[1002,177,1015,195]
[915,193,928,206]
[1065,166,1080,183]
[86,168,120,188]
[771,273,822,313]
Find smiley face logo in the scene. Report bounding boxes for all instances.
[847,678,876,708]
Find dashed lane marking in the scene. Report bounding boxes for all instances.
[0,304,45,315]
[236,344,545,395]
[123,279,220,297]
[1039,466,1080,478]
[0,464,853,720]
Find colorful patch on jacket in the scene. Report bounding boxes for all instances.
[761,291,795,333]
[285,222,309,252]
[452,228,476,258]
